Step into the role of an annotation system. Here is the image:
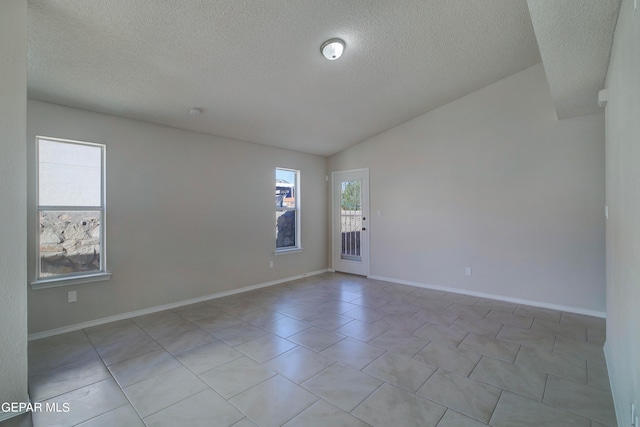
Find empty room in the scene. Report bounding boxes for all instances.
[1,0,638,426]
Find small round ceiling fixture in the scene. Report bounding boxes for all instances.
[321,38,345,60]
[188,108,203,116]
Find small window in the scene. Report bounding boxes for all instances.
[276,168,300,252]
[34,137,109,286]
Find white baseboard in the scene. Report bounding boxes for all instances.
[28,269,329,341]
[603,342,622,427]
[0,411,24,423]
[28,269,605,340]
[367,274,607,318]
[0,394,31,423]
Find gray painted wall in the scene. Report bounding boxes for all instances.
[604,1,640,425]
[27,101,328,334]
[329,64,606,314]
[0,0,28,413]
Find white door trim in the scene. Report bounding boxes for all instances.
[331,168,370,276]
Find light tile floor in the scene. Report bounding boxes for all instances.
[21,273,616,426]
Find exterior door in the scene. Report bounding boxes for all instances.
[332,169,369,275]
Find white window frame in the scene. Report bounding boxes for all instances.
[275,167,302,254]
[31,136,111,289]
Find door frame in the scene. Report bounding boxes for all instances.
[331,168,370,276]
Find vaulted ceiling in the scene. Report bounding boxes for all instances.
[27,0,620,156]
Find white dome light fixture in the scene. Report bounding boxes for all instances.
[188,108,203,116]
[321,38,345,60]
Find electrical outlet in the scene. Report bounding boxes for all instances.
[68,291,77,303]
[465,267,472,276]
[269,261,273,269]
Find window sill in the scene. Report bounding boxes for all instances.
[31,272,112,290]
[275,248,303,256]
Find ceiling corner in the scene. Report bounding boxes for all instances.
[527,0,622,119]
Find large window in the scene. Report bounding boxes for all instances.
[34,137,109,286]
[275,168,300,252]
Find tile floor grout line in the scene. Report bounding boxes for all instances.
[28,273,614,426]
[28,328,126,405]
[346,381,385,416]
[413,361,438,393]
[512,341,527,365]
[30,372,113,406]
[486,388,505,426]
[225,372,283,402]
[69,402,133,427]
[467,354,485,379]
[136,383,214,421]
[276,397,322,427]
[541,372,551,403]
[433,408,448,427]
[538,376,608,425]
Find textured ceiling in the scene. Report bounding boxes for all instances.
[527,0,621,119]
[27,0,543,156]
[27,1,622,156]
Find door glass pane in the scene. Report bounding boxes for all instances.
[340,180,362,261]
[39,210,101,277]
[39,139,102,206]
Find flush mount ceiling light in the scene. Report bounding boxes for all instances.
[188,108,203,116]
[321,38,345,60]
